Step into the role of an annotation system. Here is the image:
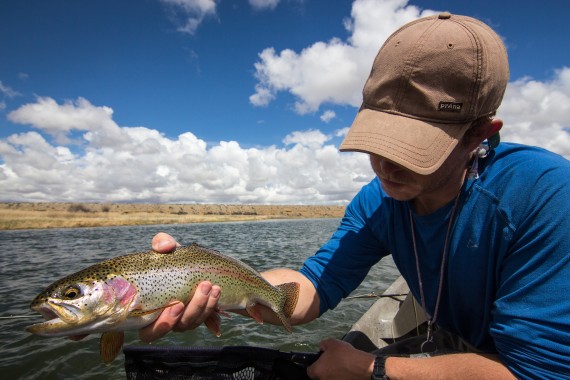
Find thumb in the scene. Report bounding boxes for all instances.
[152,232,180,253]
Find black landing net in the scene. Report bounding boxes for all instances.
[124,345,320,380]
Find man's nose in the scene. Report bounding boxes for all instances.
[371,155,402,175]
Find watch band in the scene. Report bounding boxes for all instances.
[371,355,390,380]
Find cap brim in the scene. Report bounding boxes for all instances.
[340,108,471,175]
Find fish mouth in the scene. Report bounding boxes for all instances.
[26,316,64,335]
[26,304,72,336]
[35,306,58,322]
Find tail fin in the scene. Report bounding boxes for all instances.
[276,282,300,319]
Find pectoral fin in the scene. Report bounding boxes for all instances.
[127,301,180,317]
[204,314,222,337]
[246,304,264,325]
[100,331,124,364]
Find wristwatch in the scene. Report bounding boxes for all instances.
[371,355,390,380]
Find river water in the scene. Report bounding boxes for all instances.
[0,219,399,379]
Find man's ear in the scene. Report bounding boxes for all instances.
[487,118,503,137]
[466,118,503,151]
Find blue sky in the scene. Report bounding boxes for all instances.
[1,0,569,204]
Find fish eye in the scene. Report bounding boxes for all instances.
[62,286,81,300]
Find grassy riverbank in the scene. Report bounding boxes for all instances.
[0,202,346,230]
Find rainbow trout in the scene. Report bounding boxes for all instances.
[26,244,300,363]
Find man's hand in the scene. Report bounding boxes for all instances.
[139,232,223,342]
[307,339,375,380]
[151,232,180,253]
[139,281,222,341]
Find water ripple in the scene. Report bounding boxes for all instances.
[0,219,398,379]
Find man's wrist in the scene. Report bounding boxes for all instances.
[371,355,390,380]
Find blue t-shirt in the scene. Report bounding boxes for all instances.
[300,143,570,378]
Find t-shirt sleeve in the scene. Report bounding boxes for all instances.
[299,180,389,315]
[490,161,570,378]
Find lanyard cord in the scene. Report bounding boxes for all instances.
[408,192,461,352]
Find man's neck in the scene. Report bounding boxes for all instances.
[411,170,466,215]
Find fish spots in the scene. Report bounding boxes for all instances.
[28,243,298,338]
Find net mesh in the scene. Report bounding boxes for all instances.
[123,345,319,380]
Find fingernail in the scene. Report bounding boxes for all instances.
[156,239,172,251]
[169,302,184,318]
[200,282,213,295]
[210,287,221,298]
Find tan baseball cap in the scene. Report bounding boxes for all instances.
[340,12,509,175]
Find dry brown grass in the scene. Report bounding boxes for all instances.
[0,202,345,230]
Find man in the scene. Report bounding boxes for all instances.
[141,13,570,379]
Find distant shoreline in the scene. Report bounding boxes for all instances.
[0,202,346,230]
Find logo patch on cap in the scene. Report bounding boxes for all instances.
[438,102,463,112]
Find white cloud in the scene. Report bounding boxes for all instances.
[3,70,568,205]
[1,97,372,203]
[2,0,569,205]
[249,0,280,11]
[249,84,275,107]
[498,67,570,157]
[335,127,350,138]
[0,81,20,112]
[161,0,284,34]
[160,0,218,34]
[0,81,20,98]
[320,110,336,123]
[283,129,330,149]
[7,97,118,145]
[250,0,436,113]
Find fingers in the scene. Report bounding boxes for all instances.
[152,232,180,253]
[174,282,221,332]
[318,337,338,351]
[307,339,333,379]
[139,302,185,343]
[138,281,222,343]
[307,339,375,380]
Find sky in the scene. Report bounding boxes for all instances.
[1,0,569,205]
